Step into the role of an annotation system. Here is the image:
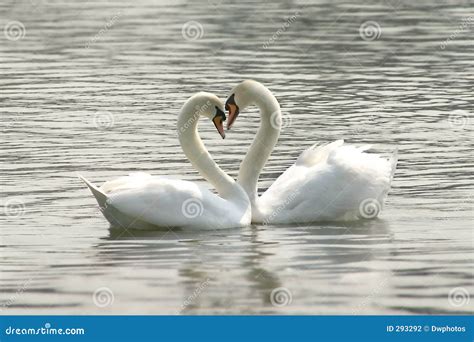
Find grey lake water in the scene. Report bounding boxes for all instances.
[1,0,473,315]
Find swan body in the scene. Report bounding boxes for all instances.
[254,140,397,223]
[225,80,397,224]
[80,93,251,230]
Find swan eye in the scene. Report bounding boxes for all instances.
[214,106,226,121]
[225,93,236,111]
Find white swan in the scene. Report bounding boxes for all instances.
[225,80,397,224]
[79,92,251,230]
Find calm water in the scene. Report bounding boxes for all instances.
[1,0,473,314]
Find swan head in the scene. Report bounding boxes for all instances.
[225,80,262,129]
[210,106,226,139]
[185,92,227,139]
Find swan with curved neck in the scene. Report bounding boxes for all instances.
[225,80,397,223]
[80,92,250,230]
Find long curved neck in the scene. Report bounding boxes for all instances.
[178,100,236,198]
[238,85,281,205]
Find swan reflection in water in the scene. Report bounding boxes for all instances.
[90,219,392,314]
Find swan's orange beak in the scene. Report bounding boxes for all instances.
[225,94,239,130]
[213,116,225,139]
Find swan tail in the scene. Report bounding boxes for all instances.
[78,174,108,209]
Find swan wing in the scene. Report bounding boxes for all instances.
[258,141,396,223]
[265,139,345,194]
[81,173,243,229]
[106,176,242,229]
[100,172,157,194]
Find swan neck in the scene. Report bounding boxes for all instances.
[177,100,236,198]
[238,85,280,205]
